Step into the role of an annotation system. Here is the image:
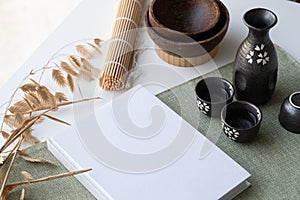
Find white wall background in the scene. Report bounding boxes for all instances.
[0,0,81,87]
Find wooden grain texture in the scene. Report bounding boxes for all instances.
[156,45,219,67]
[149,0,220,39]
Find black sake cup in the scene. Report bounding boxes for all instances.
[195,77,234,117]
[221,101,262,142]
[279,92,300,134]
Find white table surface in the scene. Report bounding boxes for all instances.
[0,0,299,143]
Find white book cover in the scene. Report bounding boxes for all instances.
[48,85,250,200]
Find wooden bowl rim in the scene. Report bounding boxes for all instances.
[149,0,221,36]
[146,0,229,46]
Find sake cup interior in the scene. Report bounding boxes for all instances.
[221,101,262,142]
[195,77,234,117]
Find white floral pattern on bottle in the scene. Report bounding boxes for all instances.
[257,51,269,65]
[197,100,210,115]
[246,50,254,64]
[223,125,240,141]
[245,44,270,66]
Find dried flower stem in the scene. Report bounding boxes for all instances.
[11,168,91,186]
[17,97,101,115]
[0,135,26,167]
[39,38,101,83]
[43,114,71,126]
[45,38,98,66]
[0,68,45,132]
[0,37,102,199]
[20,188,25,200]
[1,168,92,200]
[0,111,48,153]
[0,137,24,197]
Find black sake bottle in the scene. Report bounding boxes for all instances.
[233,8,278,106]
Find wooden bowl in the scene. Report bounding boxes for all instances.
[149,0,220,41]
[146,0,229,58]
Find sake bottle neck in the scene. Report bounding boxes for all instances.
[247,28,271,42]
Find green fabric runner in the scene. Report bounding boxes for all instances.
[157,45,300,200]
[4,45,300,199]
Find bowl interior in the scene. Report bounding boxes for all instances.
[192,0,228,41]
[195,77,234,103]
[152,0,220,34]
[222,101,261,130]
[146,0,229,45]
[290,92,300,108]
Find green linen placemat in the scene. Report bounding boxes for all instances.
[3,142,96,200]
[157,45,300,199]
[4,45,300,199]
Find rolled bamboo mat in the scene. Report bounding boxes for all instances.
[99,0,146,90]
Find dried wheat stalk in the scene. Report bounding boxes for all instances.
[17,150,56,165]
[1,168,92,200]
[19,189,25,200]
[0,137,23,197]
[0,38,102,199]
[21,171,33,181]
